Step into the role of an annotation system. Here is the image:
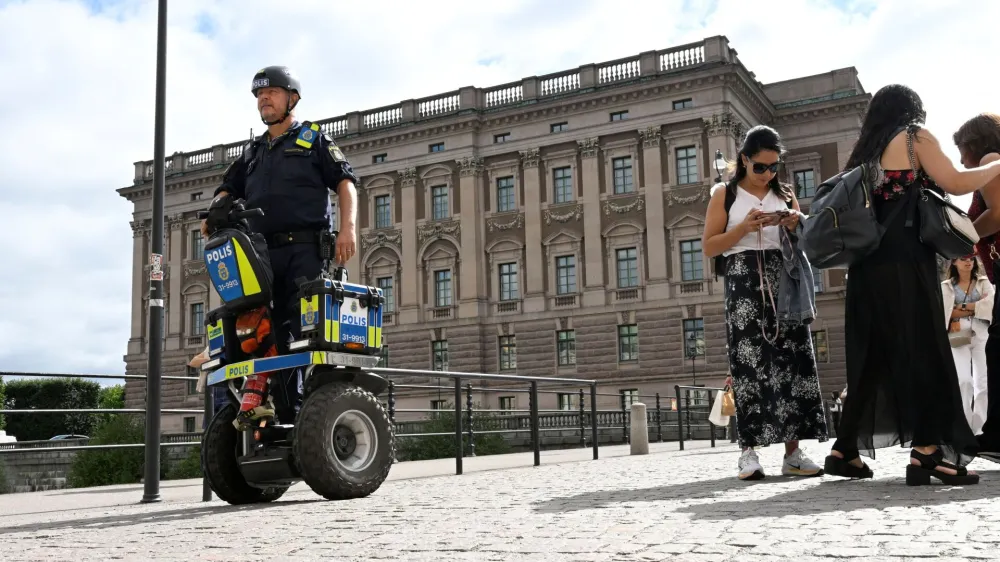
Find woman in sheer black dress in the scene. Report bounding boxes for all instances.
[824,84,1000,486]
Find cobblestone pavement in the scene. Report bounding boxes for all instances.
[1,440,1000,561]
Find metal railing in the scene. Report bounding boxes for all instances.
[0,368,733,503]
[371,367,599,475]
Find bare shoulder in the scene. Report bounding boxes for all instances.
[981,152,1000,165]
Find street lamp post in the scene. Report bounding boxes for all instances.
[141,0,168,504]
[714,149,727,183]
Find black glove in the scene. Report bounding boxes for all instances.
[205,194,234,234]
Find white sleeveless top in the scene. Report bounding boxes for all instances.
[722,186,786,256]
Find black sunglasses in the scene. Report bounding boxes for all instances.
[750,160,780,174]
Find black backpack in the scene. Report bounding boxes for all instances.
[712,183,792,278]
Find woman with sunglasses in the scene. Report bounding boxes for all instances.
[703,125,828,481]
[941,253,992,435]
[824,85,1000,486]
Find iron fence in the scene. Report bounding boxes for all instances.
[0,368,730,503]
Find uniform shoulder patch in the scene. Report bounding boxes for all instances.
[328,142,346,162]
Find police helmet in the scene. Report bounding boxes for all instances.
[251,66,302,99]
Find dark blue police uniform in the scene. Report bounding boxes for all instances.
[214,120,359,423]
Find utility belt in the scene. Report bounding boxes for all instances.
[266,230,338,265]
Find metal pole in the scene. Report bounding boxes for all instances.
[453,377,463,475]
[202,386,213,502]
[141,0,168,505]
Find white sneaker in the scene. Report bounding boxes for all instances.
[738,448,765,480]
[782,448,824,477]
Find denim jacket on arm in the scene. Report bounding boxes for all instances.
[776,225,817,325]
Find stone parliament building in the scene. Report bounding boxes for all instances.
[118,36,869,431]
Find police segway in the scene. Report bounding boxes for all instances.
[196,197,394,505]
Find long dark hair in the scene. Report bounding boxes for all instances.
[725,125,794,201]
[845,84,926,171]
[954,113,1000,164]
[949,257,981,283]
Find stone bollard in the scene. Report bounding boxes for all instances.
[630,402,649,455]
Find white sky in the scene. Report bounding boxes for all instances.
[0,0,994,383]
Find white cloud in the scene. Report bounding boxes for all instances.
[0,0,994,383]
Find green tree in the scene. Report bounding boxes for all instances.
[396,403,511,461]
[3,378,101,441]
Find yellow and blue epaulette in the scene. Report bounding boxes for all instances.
[295,121,321,149]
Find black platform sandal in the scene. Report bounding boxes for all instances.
[824,451,874,479]
[906,449,980,486]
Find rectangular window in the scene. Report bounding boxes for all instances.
[190,303,204,336]
[429,142,444,153]
[550,122,568,133]
[498,396,515,413]
[374,195,391,228]
[795,169,816,198]
[555,255,576,295]
[672,98,693,110]
[683,318,705,358]
[434,270,451,307]
[680,239,704,281]
[190,230,204,261]
[499,262,518,301]
[183,417,196,433]
[431,399,447,410]
[557,330,576,366]
[432,340,449,371]
[557,392,576,411]
[190,192,202,201]
[186,366,198,395]
[377,345,389,368]
[494,132,510,143]
[618,324,638,362]
[621,389,640,406]
[812,330,829,362]
[372,153,387,164]
[553,166,573,204]
[616,247,638,288]
[812,266,825,293]
[499,335,517,371]
[610,110,629,121]
[432,185,449,220]
[612,156,634,194]
[496,176,515,213]
[676,146,698,185]
[377,277,394,312]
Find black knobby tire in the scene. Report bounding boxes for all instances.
[201,403,289,505]
[293,382,394,500]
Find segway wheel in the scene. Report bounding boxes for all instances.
[201,403,289,505]
[293,382,394,500]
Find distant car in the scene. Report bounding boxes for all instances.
[49,434,88,440]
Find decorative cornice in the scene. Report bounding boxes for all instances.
[487,213,524,233]
[774,97,870,124]
[167,213,186,230]
[639,126,662,149]
[702,110,746,142]
[519,148,540,168]
[184,265,207,276]
[457,156,484,177]
[665,184,710,206]
[577,137,600,159]
[418,220,461,246]
[543,204,584,225]
[130,220,147,238]
[361,228,403,259]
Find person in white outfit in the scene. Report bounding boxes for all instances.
[942,253,993,435]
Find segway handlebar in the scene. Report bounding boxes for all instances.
[197,208,264,220]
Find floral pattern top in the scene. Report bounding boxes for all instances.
[872,169,923,201]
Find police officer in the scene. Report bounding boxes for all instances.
[201,65,359,424]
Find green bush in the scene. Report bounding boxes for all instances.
[167,446,202,480]
[66,415,166,488]
[0,374,6,431]
[3,378,101,441]
[0,461,9,494]
[396,403,511,461]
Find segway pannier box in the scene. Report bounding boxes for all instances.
[297,277,385,356]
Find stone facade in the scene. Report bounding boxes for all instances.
[119,36,868,428]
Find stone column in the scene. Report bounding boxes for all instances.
[640,126,669,300]
[128,220,146,355]
[520,148,545,312]
[167,215,184,352]
[578,138,604,307]
[457,156,487,318]
[399,167,419,324]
